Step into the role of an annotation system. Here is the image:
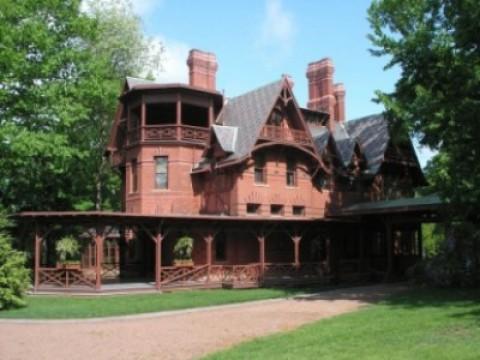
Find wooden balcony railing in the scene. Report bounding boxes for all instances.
[259,125,312,146]
[127,125,210,146]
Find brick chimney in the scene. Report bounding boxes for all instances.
[187,49,218,90]
[306,58,336,118]
[334,83,346,122]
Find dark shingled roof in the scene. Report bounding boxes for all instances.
[216,79,284,164]
[311,113,390,174]
[332,122,357,167]
[345,114,389,174]
[310,126,330,153]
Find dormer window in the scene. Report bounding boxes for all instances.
[271,109,283,126]
[254,154,266,184]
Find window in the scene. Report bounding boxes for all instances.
[292,206,305,216]
[286,157,297,186]
[131,159,138,193]
[270,204,284,216]
[254,154,266,184]
[215,233,227,262]
[154,156,168,189]
[247,203,261,214]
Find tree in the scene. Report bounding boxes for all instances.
[0,214,30,310]
[368,0,480,284]
[0,0,162,212]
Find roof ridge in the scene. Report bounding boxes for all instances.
[227,78,284,102]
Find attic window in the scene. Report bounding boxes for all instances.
[146,103,176,125]
[182,103,209,127]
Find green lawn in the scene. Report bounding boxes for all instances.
[205,288,480,360]
[0,288,302,319]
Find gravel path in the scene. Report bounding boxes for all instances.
[0,284,405,360]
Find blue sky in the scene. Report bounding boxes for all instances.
[130,0,434,166]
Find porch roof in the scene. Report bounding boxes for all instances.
[14,211,337,224]
[334,194,444,216]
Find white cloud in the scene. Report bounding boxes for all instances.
[256,0,296,64]
[147,36,190,84]
[130,0,163,17]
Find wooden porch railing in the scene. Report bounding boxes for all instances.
[259,125,312,146]
[127,125,209,145]
[38,267,96,289]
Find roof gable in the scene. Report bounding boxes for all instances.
[215,79,285,163]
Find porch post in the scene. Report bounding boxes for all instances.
[417,224,423,259]
[34,226,43,291]
[385,219,393,282]
[257,235,265,277]
[204,234,214,282]
[154,232,164,290]
[95,227,105,290]
[140,96,146,141]
[292,235,301,268]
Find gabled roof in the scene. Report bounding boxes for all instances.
[212,125,238,153]
[345,114,389,174]
[310,126,330,153]
[215,79,285,164]
[332,122,357,167]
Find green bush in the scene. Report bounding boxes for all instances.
[173,236,193,260]
[0,215,30,310]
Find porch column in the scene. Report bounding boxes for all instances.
[257,235,265,277]
[292,235,301,268]
[204,234,214,282]
[417,224,423,259]
[154,232,164,290]
[385,219,393,282]
[34,227,43,291]
[95,227,105,290]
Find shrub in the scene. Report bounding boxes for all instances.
[0,215,30,310]
[173,236,193,260]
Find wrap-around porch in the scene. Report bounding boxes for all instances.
[14,210,432,293]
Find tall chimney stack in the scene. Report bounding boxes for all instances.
[306,58,336,119]
[187,49,218,90]
[334,83,346,122]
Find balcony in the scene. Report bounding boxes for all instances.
[127,125,210,146]
[259,125,312,146]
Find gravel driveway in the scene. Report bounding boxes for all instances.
[0,284,405,360]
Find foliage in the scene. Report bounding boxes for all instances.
[0,0,162,212]
[206,288,480,360]
[421,223,444,257]
[368,0,480,285]
[0,288,304,319]
[173,236,194,260]
[55,236,80,262]
[0,214,30,310]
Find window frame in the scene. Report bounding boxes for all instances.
[292,205,305,216]
[246,203,261,215]
[270,204,284,216]
[154,156,169,190]
[254,154,266,184]
[286,156,297,187]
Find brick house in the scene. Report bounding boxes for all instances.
[20,49,441,292]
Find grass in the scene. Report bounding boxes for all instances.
[205,287,480,360]
[0,287,303,319]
